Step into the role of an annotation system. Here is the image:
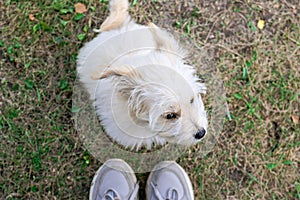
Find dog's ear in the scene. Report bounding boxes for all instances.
[148,23,184,55]
[97,67,151,121]
[96,67,141,98]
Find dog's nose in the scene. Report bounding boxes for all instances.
[195,128,206,140]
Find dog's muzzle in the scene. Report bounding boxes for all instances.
[194,128,206,140]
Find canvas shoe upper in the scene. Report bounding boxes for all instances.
[89,159,139,200]
[146,161,194,200]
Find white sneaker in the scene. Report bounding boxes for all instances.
[90,159,139,200]
[146,161,194,200]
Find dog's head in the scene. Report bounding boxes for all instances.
[99,65,207,146]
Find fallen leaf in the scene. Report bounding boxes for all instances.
[75,3,87,14]
[291,115,299,124]
[273,4,280,9]
[29,14,36,21]
[257,19,265,30]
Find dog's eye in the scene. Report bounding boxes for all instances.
[190,97,194,104]
[165,113,177,120]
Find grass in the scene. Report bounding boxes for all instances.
[1,0,299,199]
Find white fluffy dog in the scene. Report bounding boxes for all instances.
[77,0,207,150]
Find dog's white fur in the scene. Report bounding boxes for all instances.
[77,0,207,150]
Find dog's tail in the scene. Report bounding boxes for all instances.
[100,0,130,32]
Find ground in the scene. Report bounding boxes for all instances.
[0,0,299,199]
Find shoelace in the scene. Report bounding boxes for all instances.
[151,182,178,200]
[102,189,119,200]
[101,182,139,200]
